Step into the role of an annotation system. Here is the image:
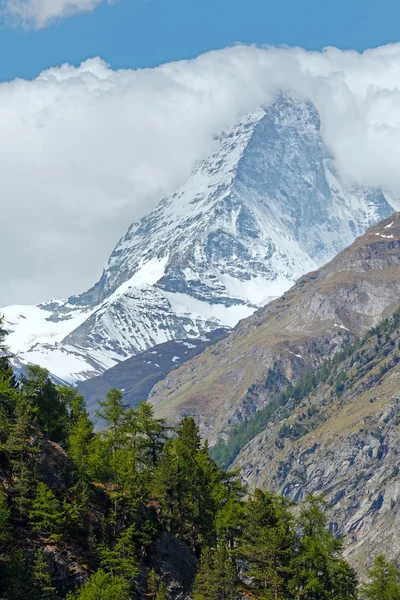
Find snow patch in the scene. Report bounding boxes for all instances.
[375,232,394,239]
[334,323,350,331]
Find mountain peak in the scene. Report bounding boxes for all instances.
[2,95,397,382]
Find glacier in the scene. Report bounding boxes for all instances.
[2,94,398,383]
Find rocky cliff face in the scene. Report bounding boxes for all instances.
[2,95,396,383]
[149,213,400,445]
[233,307,400,573]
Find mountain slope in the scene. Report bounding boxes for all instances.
[2,94,397,382]
[232,305,400,572]
[149,213,400,443]
[78,328,228,414]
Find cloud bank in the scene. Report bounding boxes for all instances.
[2,0,110,27]
[2,44,400,304]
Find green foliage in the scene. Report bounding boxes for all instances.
[67,569,130,600]
[98,525,139,580]
[0,488,11,544]
[239,489,295,600]
[193,544,238,600]
[3,547,33,600]
[155,584,168,600]
[67,408,96,481]
[0,321,394,600]
[152,417,225,551]
[96,388,126,452]
[20,365,69,444]
[32,549,57,600]
[3,395,39,519]
[290,494,358,600]
[362,555,400,600]
[147,568,159,596]
[30,482,64,535]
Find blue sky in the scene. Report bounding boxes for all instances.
[1,0,400,82]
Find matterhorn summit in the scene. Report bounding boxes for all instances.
[2,94,396,382]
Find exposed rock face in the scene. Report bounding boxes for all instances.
[38,439,68,490]
[149,213,400,445]
[147,532,197,599]
[233,313,400,573]
[2,95,397,383]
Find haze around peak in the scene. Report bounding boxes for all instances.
[3,43,400,304]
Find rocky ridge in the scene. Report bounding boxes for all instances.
[149,213,400,444]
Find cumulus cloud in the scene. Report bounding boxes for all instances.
[3,44,400,304]
[2,0,110,27]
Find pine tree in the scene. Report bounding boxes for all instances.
[4,547,32,600]
[30,482,64,536]
[96,388,127,530]
[0,316,17,434]
[32,549,57,600]
[156,583,168,600]
[3,396,39,519]
[98,524,139,581]
[20,365,68,444]
[135,402,166,469]
[291,494,358,600]
[147,568,159,596]
[193,544,238,600]
[239,489,295,600]
[215,496,245,551]
[152,417,221,550]
[96,388,126,454]
[67,409,95,481]
[67,569,130,600]
[0,488,11,545]
[362,555,400,600]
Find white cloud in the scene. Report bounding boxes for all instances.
[2,0,110,27]
[3,44,400,304]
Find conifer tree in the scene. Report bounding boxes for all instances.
[68,409,96,481]
[0,488,11,545]
[362,554,400,600]
[99,524,139,580]
[156,583,168,600]
[67,569,130,600]
[4,547,32,600]
[0,316,17,433]
[20,365,68,444]
[3,396,39,519]
[96,388,126,454]
[215,495,245,551]
[32,549,57,600]
[96,388,127,530]
[291,494,358,600]
[135,401,166,468]
[193,544,238,600]
[147,568,159,596]
[30,482,64,536]
[240,489,295,600]
[153,417,221,550]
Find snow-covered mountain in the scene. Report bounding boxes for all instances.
[2,94,398,383]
